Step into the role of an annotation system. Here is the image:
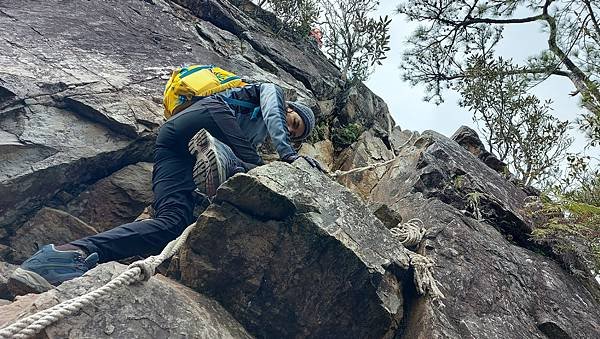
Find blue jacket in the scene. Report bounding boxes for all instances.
[218,83,296,160]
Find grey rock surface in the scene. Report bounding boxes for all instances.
[0,262,253,338]
[0,261,17,300]
[335,129,396,199]
[451,126,507,174]
[1,0,598,338]
[176,161,410,339]
[0,0,350,259]
[63,162,154,233]
[344,130,600,338]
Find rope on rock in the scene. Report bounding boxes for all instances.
[390,218,445,301]
[329,131,415,178]
[1,130,430,337]
[409,252,445,301]
[389,218,426,248]
[330,156,398,178]
[0,222,198,339]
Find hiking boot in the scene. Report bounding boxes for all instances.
[189,129,245,197]
[8,244,99,294]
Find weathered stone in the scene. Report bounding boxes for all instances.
[369,131,533,243]
[176,161,410,339]
[371,203,403,229]
[337,82,395,135]
[8,207,98,263]
[2,0,598,337]
[64,162,154,232]
[336,130,395,199]
[174,0,343,100]
[0,262,253,338]
[0,261,18,300]
[0,0,338,237]
[298,139,334,171]
[389,126,419,154]
[451,126,507,174]
[0,104,153,234]
[344,131,600,338]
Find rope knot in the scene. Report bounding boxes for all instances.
[128,258,157,282]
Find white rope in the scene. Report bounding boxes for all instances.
[0,222,197,339]
[389,218,426,248]
[329,156,399,178]
[389,218,445,301]
[329,131,415,178]
[409,252,445,301]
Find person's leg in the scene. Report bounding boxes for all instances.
[69,97,259,262]
[12,97,261,288]
[70,110,207,262]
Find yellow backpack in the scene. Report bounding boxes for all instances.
[163,65,247,119]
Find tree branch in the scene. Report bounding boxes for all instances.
[583,0,600,38]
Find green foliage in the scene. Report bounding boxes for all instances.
[553,154,600,206]
[307,121,329,144]
[530,197,600,272]
[256,0,319,37]
[466,191,483,220]
[531,155,600,272]
[331,123,363,148]
[318,0,391,81]
[453,175,466,190]
[396,0,600,146]
[457,55,573,187]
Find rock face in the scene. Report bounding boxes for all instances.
[347,129,600,338]
[0,262,253,338]
[0,0,337,259]
[451,126,507,174]
[8,207,98,263]
[176,161,410,338]
[1,0,599,338]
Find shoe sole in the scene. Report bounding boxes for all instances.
[8,268,54,295]
[189,129,225,197]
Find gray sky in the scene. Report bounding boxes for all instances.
[366,2,598,161]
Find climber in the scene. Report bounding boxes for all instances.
[10,81,324,290]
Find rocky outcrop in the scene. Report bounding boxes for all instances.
[1,0,599,338]
[0,0,341,259]
[7,207,98,263]
[451,126,507,174]
[62,162,154,233]
[335,130,396,199]
[340,129,600,338]
[175,161,411,338]
[0,262,252,338]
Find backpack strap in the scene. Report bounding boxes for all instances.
[221,97,261,120]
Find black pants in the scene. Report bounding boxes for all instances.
[71,96,263,262]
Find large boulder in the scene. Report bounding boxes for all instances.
[335,130,396,199]
[0,262,253,338]
[451,126,507,174]
[7,207,98,263]
[63,162,154,233]
[175,161,412,338]
[342,129,600,338]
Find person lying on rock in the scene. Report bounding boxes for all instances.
[11,82,323,291]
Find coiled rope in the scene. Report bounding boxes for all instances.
[390,218,445,301]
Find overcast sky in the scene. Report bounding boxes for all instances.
[365,2,598,160]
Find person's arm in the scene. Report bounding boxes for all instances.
[259,83,297,159]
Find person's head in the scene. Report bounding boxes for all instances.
[286,101,315,141]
